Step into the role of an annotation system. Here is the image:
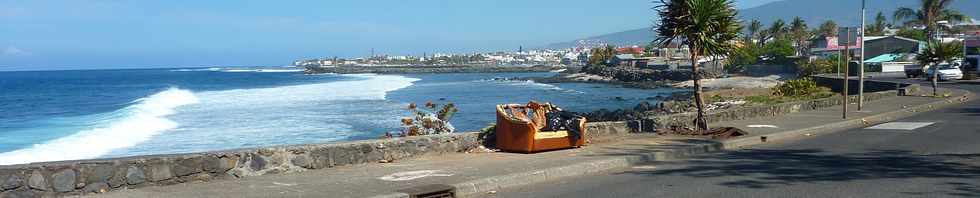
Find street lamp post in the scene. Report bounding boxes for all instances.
[858,0,866,111]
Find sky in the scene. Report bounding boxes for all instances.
[0,0,778,71]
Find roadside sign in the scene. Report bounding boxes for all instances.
[838,27,859,45]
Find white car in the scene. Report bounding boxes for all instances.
[925,63,964,81]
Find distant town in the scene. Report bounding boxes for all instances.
[295,17,980,74]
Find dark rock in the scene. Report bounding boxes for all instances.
[0,188,36,198]
[310,148,332,169]
[27,171,47,191]
[81,164,113,184]
[249,155,266,171]
[330,147,351,167]
[147,162,173,182]
[202,156,222,173]
[1,174,22,191]
[125,166,145,185]
[51,169,76,192]
[289,155,311,169]
[634,101,653,112]
[173,157,203,177]
[81,182,109,194]
[107,166,127,188]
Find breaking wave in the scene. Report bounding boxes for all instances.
[0,88,200,165]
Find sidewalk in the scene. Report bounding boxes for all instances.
[82,89,972,198]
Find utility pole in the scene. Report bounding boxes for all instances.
[839,27,856,119]
[859,0,867,111]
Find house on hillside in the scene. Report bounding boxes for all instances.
[863,36,924,60]
[809,36,924,59]
[611,54,639,67]
[809,36,863,57]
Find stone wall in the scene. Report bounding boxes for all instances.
[0,121,634,197]
[645,90,899,128]
[812,75,915,95]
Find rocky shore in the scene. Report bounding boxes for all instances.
[527,66,724,90]
[304,65,562,74]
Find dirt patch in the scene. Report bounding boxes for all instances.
[672,74,792,89]
[658,126,748,139]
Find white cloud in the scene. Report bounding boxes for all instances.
[2,46,30,56]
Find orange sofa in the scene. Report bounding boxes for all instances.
[495,103,586,153]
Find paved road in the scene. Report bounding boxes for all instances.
[488,76,980,198]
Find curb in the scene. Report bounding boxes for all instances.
[723,89,975,149]
[368,89,974,198]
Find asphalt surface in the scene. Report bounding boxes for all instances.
[488,75,980,198]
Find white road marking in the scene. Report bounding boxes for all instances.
[378,170,454,181]
[747,125,779,128]
[866,122,936,130]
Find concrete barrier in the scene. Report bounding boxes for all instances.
[646,90,899,128]
[0,121,636,197]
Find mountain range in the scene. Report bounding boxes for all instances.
[543,0,980,49]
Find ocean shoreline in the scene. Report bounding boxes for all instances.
[303,65,563,74]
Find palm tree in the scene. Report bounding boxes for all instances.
[655,0,741,132]
[746,19,763,44]
[588,45,617,66]
[757,19,788,47]
[893,0,969,37]
[789,17,810,56]
[817,20,838,37]
[916,41,963,96]
[866,12,889,36]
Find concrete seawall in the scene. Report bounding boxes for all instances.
[0,122,632,197]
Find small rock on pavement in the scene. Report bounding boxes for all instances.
[82,182,109,194]
[27,171,48,191]
[52,169,77,192]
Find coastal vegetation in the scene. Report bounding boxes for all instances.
[588,45,617,66]
[655,0,741,132]
[392,101,459,137]
[797,54,840,77]
[893,0,969,37]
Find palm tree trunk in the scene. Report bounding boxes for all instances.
[690,51,709,133]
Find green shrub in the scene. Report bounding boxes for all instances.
[771,78,824,98]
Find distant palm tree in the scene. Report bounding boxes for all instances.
[789,17,810,56]
[817,20,838,37]
[893,0,969,37]
[747,19,763,44]
[916,41,963,96]
[588,45,617,66]
[655,0,741,132]
[866,12,889,36]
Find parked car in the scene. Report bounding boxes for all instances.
[925,63,964,81]
[905,64,925,78]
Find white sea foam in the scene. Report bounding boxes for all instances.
[222,69,303,73]
[170,68,222,72]
[0,88,200,165]
[0,75,420,164]
[111,74,420,157]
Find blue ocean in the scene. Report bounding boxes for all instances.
[0,68,678,165]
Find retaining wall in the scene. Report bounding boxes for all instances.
[812,75,916,95]
[645,90,899,128]
[0,122,633,197]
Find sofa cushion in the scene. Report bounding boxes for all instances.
[534,131,569,140]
